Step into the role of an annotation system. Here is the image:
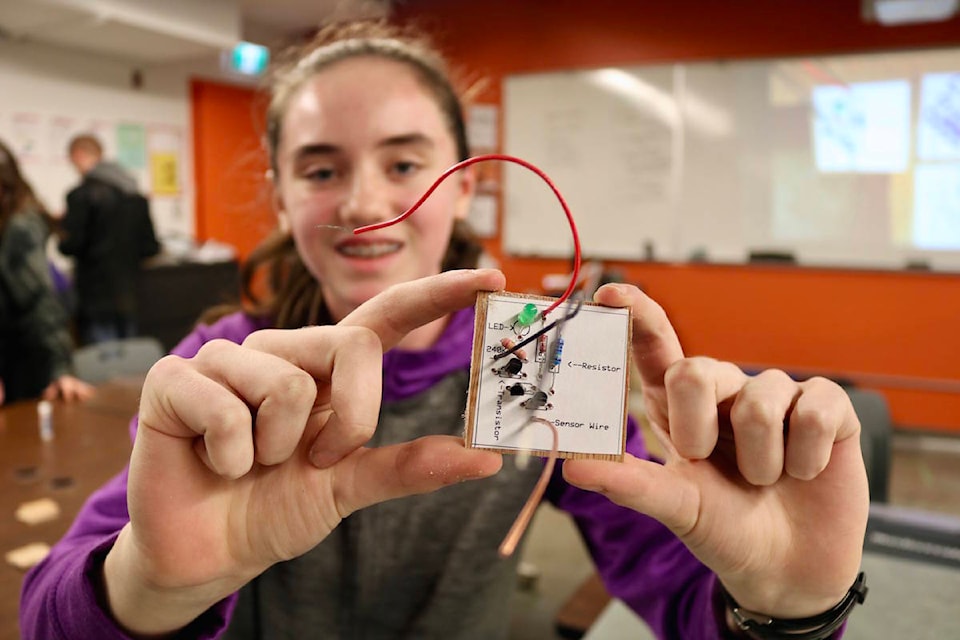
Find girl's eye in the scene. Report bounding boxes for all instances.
[304,166,336,182]
[391,160,419,177]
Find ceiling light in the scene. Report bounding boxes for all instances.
[864,0,959,25]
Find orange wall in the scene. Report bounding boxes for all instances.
[191,79,274,259]
[391,0,960,431]
[191,3,960,431]
[395,0,960,76]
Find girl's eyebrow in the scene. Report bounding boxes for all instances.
[293,143,339,161]
[293,134,433,161]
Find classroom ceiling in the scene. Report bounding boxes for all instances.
[240,0,389,45]
[0,0,390,64]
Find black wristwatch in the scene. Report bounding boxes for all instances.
[721,572,868,640]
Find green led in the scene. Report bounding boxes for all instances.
[516,303,539,327]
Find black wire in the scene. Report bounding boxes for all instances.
[492,297,584,362]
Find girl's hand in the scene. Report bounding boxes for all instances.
[563,283,868,620]
[104,269,507,636]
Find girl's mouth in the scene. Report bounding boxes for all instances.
[336,240,403,258]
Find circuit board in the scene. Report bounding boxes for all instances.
[464,291,631,461]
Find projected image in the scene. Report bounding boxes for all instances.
[812,80,911,173]
[912,163,960,250]
[918,72,960,161]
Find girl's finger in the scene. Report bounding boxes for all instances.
[664,357,748,459]
[728,370,799,485]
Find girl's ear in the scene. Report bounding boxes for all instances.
[268,169,290,233]
[452,164,477,222]
[277,209,291,234]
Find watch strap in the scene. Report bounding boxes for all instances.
[722,572,868,640]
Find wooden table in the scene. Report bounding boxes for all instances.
[0,379,141,640]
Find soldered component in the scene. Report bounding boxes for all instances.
[516,303,539,327]
[493,357,525,378]
[522,390,551,410]
[504,382,537,398]
[535,334,547,363]
[549,337,564,373]
[500,337,527,361]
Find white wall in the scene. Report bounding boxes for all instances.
[0,37,260,244]
[46,0,241,50]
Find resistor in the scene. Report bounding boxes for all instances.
[548,337,564,374]
[500,337,527,361]
[535,334,547,363]
[551,338,564,368]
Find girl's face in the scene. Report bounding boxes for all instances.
[273,56,474,322]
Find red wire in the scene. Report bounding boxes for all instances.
[353,153,582,318]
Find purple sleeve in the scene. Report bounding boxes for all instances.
[546,417,847,640]
[167,312,267,358]
[19,471,236,639]
[546,417,726,639]
[19,314,261,639]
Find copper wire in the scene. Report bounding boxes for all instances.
[498,417,560,558]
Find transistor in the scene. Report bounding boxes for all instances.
[507,383,526,396]
[495,357,524,377]
[523,390,550,410]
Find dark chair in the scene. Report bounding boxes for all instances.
[73,337,165,384]
[748,250,797,264]
[845,388,893,503]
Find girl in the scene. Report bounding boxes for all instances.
[0,140,92,405]
[21,21,867,640]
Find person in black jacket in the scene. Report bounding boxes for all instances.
[60,134,161,345]
[0,139,93,405]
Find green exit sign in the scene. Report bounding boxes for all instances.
[227,42,269,76]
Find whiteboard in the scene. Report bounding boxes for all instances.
[504,47,960,269]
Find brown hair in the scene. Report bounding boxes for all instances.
[213,20,481,329]
[0,139,50,236]
[67,134,103,158]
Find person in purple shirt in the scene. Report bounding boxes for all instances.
[21,20,868,640]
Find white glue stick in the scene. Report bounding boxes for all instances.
[37,400,53,442]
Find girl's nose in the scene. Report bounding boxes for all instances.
[338,168,393,227]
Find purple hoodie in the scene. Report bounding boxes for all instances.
[20,307,843,639]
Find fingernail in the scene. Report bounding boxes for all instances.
[602,283,629,300]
